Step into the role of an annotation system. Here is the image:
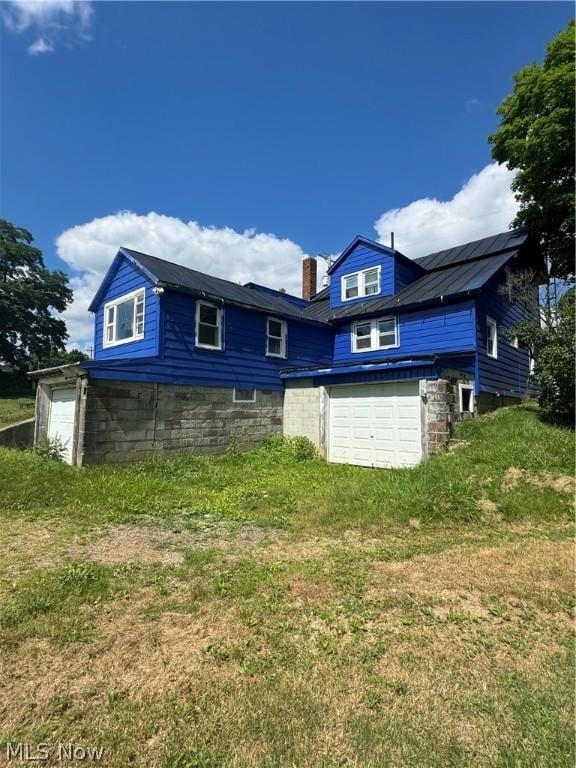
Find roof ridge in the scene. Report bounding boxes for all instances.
[121,247,249,292]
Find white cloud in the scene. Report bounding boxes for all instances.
[3,0,93,53]
[56,212,318,349]
[374,163,518,259]
[27,36,54,54]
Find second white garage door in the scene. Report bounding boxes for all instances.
[328,382,422,469]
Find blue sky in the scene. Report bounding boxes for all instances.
[1,1,573,346]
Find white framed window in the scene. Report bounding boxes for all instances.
[486,316,498,359]
[459,383,474,413]
[341,266,381,301]
[266,317,286,357]
[103,289,145,347]
[233,388,256,403]
[196,301,222,350]
[352,315,398,352]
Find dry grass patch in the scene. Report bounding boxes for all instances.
[371,539,574,609]
[502,466,574,495]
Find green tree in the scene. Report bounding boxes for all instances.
[513,288,575,425]
[29,348,89,371]
[489,20,575,280]
[0,219,73,369]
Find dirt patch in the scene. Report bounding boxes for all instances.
[66,520,285,566]
[68,525,187,565]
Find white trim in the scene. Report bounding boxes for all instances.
[102,288,145,348]
[458,383,475,413]
[486,316,498,359]
[266,316,287,358]
[195,300,223,350]
[233,388,256,403]
[351,315,398,353]
[340,265,381,302]
[510,335,519,349]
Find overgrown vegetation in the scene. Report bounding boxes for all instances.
[0,405,573,767]
[0,404,571,532]
[0,395,35,427]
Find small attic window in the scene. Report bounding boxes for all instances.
[342,267,381,301]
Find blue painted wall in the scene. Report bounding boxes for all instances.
[475,271,537,396]
[332,300,476,363]
[329,243,395,308]
[91,283,333,391]
[93,257,160,360]
[395,256,424,293]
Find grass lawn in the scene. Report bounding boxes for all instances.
[0,396,35,427]
[0,404,573,767]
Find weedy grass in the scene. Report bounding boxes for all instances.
[0,404,573,767]
[0,396,35,427]
[0,404,573,532]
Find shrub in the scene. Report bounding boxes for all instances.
[33,436,67,462]
[260,435,318,462]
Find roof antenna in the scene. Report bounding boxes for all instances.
[390,232,395,250]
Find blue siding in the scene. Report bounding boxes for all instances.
[333,300,476,363]
[88,290,333,391]
[475,273,536,396]
[330,243,395,308]
[395,257,424,292]
[93,257,159,360]
[314,364,437,387]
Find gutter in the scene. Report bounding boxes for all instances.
[155,281,331,327]
[27,362,86,380]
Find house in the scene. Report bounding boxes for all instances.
[30,227,543,467]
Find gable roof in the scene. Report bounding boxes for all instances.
[324,250,517,321]
[302,228,538,323]
[90,247,329,325]
[326,235,425,277]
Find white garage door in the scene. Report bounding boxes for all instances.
[329,382,422,468]
[48,388,76,464]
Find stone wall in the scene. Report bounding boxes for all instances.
[425,379,456,454]
[425,378,477,455]
[0,418,35,449]
[476,391,523,414]
[81,380,283,465]
[283,379,325,455]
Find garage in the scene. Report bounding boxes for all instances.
[328,381,423,468]
[47,388,77,464]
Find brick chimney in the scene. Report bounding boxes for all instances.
[302,256,317,300]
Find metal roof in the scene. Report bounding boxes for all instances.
[120,248,328,325]
[414,228,529,271]
[303,250,517,322]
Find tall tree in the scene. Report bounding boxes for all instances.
[489,20,575,280]
[0,219,73,369]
